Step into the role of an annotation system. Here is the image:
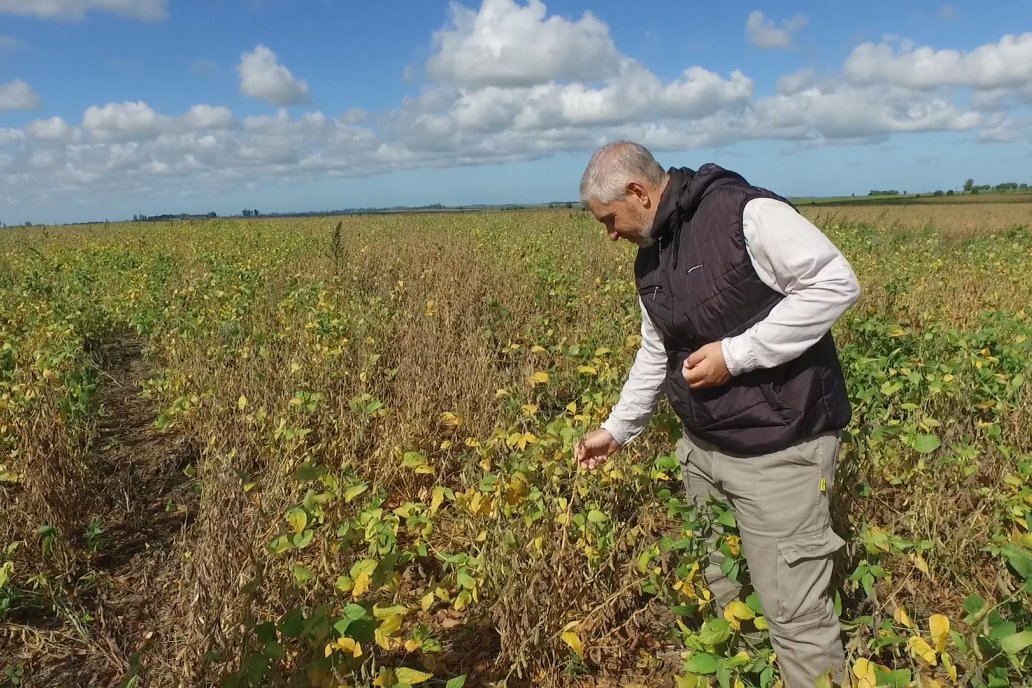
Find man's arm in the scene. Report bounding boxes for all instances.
[720,197,861,376]
[577,299,667,468]
[600,299,668,444]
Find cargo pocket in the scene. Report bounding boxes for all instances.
[774,527,846,624]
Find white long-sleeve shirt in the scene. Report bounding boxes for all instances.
[600,197,861,446]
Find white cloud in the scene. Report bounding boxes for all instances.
[0,34,25,50]
[845,33,1032,90]
[0,79,40,110]
[182,104,234,129]
[427,0,622,87]
[746,11,807,50]
[82,101,170,140]
[749,84,981,141]
[0,0,167,21]
[776,68,817,95]
[26,116,75,141]
[237,45,310,106]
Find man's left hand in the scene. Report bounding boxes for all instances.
[683,342,731,389]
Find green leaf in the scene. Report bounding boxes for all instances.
[746,592,764,615]
[697,618,731,646]
[293,462,323,482]
[913,434,941,454]
[456,571,476,589]
[962,594,987,623]
[684,653,719,675]
[344,483,369,503]
[1000,630,1032,654]
[445,676,467,688]
[277,608,305,638]
[1007,551,1032,580]
[716,509,737,529]
[587,509,608,524]
[343,603,368,621]
[292,564,314,585]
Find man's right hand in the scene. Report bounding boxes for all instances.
[575,428,621,470]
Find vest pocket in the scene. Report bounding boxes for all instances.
[677,378,794,432]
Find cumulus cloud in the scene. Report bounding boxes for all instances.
[26,116,75,141]
[82,101,170,140]
[746,11,807,50]
[237,45,310,106]
[428,0,622,87]
[845,33,1032,90]
[776,68,817,95]
[0,0,167,22]
[0,79,40,110]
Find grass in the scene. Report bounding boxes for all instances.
[0,205,1030,687]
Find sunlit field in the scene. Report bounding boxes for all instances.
[1,203,1030,687]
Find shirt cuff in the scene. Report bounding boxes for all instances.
[600,417,638,447]
[721,336,756,376]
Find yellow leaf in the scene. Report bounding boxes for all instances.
[566,401,577,413]
[439,411,462,427]
[394,668,433,685]
[421,591,435,612]
[894,604,914,629]
[326,637,363,658]
[237,395,247,410]
[375,613,404,650]
[430,487,446,515]
[929,614,950,653]
[852,658,877,688]
[521,403,539,416]
[722,598,755,627]
[942,651,957,681]
[673,675,698,688]
[908,636,937,665]
[911,553,930,576]
[530,344,547,353]
[372,668,394,687]
[561,629,585,659]
[754,615,769,631]
[529,371,550,385]
[352,570,372,599]
[577,365,597,375]
[285,507,307,535]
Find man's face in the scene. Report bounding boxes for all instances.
[587,192,655,247]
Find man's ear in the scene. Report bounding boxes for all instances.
[626,180,651,208]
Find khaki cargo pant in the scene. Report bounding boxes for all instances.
[676,430,847,688]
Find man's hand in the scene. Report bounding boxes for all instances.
[575,428,621,470]
[683,342,731,389]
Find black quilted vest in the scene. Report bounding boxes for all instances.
[636,164,851,455]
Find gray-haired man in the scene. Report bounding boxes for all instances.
[574,141,860,687]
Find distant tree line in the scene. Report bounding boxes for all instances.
[964,178,1029,194]
[133,212,218,222]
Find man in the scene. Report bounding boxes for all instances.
[574,141,860,688]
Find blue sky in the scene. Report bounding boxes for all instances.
[1,0,1030,224]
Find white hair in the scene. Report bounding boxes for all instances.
[579,140,666,204]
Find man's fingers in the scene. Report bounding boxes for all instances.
[686,349,704,367]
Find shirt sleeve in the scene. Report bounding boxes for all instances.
[720,197,861,376]
[601,298,668,446]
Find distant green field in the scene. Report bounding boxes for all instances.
[791,190,1032,206]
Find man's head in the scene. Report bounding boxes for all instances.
[579,140,668,247]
